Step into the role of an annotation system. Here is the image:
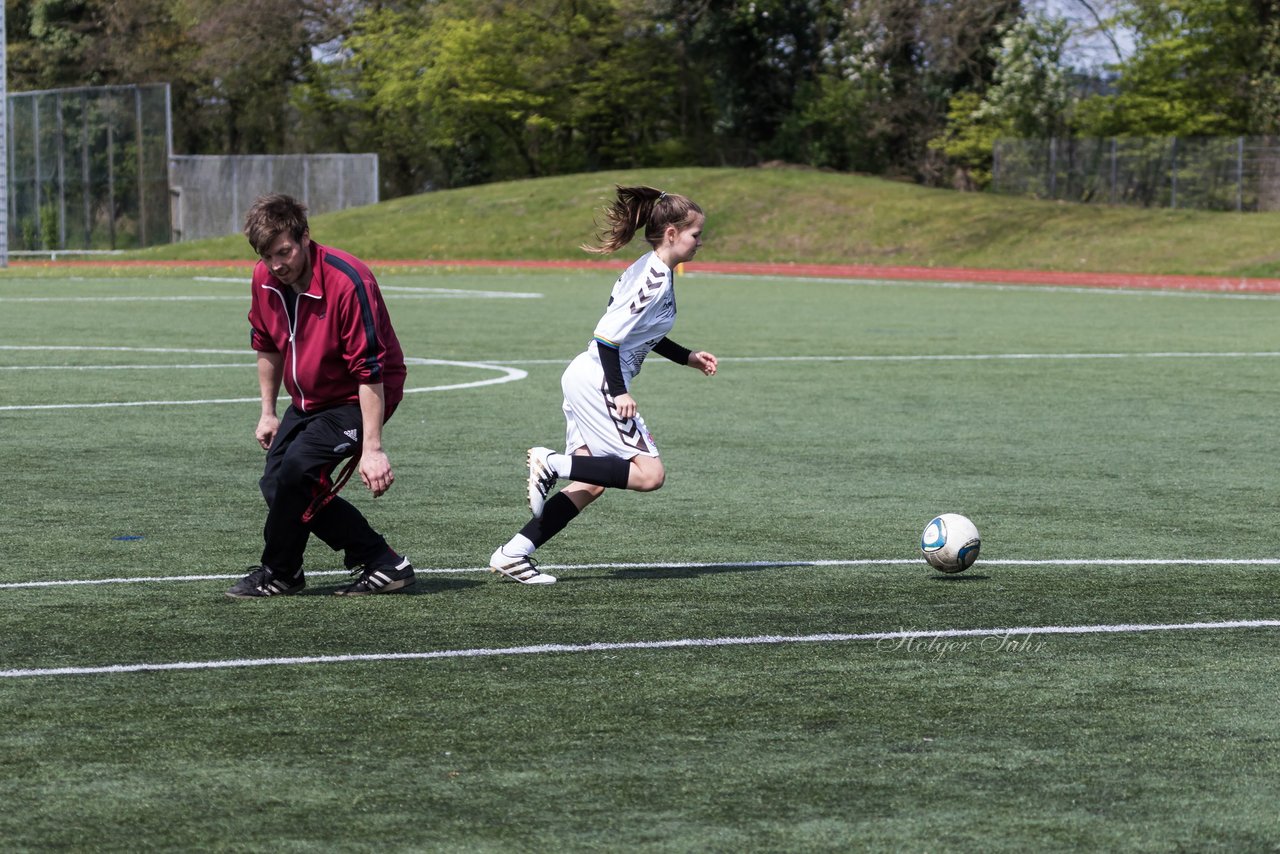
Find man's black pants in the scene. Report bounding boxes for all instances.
[259,403,390,574]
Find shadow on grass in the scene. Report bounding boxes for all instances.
[295,577,486,596]
[594,563,780,581]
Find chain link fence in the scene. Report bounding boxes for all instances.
[6,83,172,251]
[992,137,1280,211]
[6,83,380,252]
[169,154,379,243]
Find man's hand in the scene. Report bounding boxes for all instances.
[256,413,280,450]
[360,449,394,497]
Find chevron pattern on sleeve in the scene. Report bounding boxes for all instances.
[629,267,667,315]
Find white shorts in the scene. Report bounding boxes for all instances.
[560,351,660,459]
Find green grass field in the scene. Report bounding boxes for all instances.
[3,267,1280,851]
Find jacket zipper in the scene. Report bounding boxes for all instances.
[264,285,308,411]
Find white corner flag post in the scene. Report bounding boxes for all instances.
[0,4,8,268]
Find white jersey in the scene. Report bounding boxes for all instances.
[557,250,675,459]
[586,250,676,389]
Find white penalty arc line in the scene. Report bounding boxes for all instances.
[0,358,526,411]
[4,557,1278,590]
[4,619,1279,679]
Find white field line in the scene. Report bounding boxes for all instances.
[3,273,1275,300]
[3,557,1278,590]
[12,350,1280,370]
[8,346,1279,362]
[1,363,250,371]
[720,352,1280,362]
[189,279,546,300]
[379,285,543,299]
[0,285,543,302]
[687,272,1280,301]
[3,347,1278,408]
[0,296,246,303]
[0,345,249,354]
[494,352,1280,366]
[4,618,1279,680]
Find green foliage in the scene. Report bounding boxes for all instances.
[930,91,1007,189]
[773,76,876,173]
[930,14,1073,190]
[1249,2,1280,134]
[332,0,697,194]
[1073,0,1261,137]
[39,203,60,250]
[19,0,1280,199]
[19,217,38,251]
[983,14,1074,138]
[10,0,100,87]
[6,0,1027,195]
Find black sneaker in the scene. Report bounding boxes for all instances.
[333,556,416,595]
[226,565,305,598]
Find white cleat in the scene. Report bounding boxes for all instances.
[526,446,558,518]
[489,548,557,584]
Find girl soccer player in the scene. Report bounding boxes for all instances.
[488,186,718,584]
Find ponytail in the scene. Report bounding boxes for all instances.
[582,185,703,255]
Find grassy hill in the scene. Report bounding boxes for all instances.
[128,165,1280,278]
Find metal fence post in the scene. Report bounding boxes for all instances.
[106,115,116,248]
[1049,137,1057,198]
[80,94,91,246]
[1237,136,1244,212]
[134,86,146,247]
[32,100,41,247]
[55,92,66,249]
[1110,138,1118,204]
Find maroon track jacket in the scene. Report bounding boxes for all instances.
[248,242,406,414]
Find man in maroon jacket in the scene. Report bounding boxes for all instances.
[227,194,415,598]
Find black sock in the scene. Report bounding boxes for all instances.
[518,492,581,547]
[568,455,631,489]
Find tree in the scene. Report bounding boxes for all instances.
[1072,0,1260,137]
[6,0,352,155]
[7,0,109,88]
[931,13,1073,188]
[784,0,1022,180]
[327,0,702,194]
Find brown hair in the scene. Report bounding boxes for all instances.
[243,193,309,256]
[581,185,703,255]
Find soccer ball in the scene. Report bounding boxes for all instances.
[920,513,981,573]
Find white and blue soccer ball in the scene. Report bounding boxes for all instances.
[920,513,981,573]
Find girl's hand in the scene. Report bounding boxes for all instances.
[690,351,717,376]
[614,392,638,419]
